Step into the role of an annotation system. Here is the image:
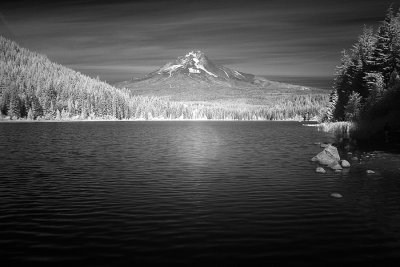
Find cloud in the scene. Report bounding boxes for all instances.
[1,0,397,80]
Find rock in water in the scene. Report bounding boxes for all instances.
[325,145,341,160]
[341,160,351,168]
[366,170,375,174]
[311,156,318,162]
[316,167,326,173]
[313,145,341,166]
[331,193,343,198]
[320,143,330,148]
[328,162,343,170]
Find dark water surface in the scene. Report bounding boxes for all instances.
[1,121,400,265]
[263,75,333,90]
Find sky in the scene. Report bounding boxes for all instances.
[0,0,397,83]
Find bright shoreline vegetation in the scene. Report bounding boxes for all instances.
[320,7,400,147]
[0,36,329,121]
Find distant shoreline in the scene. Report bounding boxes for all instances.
[0,118,318,123]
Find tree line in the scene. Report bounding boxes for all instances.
[0,36,328,121]
[323,7,400,142]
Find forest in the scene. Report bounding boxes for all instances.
[323,7,400,143]
[0,36,328,121]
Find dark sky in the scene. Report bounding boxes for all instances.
[0,0,396,82]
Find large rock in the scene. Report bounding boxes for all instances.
[313,145,341,166]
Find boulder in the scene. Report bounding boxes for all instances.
[340,160,350,168]
[313,145,341,166]
[325,145,340,160]
[316,167,326,173]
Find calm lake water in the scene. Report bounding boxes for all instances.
[1,121,400,265]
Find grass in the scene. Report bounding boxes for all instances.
[317,121,355,138]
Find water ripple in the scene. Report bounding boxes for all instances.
[1,121,400,264]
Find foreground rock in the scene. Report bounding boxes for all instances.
[312,145,341,170]
[316,167,326,173]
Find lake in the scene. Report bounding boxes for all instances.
[1,121,400,265]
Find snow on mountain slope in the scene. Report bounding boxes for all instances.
[120,50,257,86]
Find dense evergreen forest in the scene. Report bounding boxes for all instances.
[0,36,328,121]
[323,7,400,142]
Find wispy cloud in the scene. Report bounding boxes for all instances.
[1,0,396,81]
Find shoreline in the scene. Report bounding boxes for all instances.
[0,118,319,123]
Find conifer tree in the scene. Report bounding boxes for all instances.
[8,90,21,119]
[344,92,362,121]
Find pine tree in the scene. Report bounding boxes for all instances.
[322,90,338,122]
[0,89,10,115]
[372,7,400,85]
[27,108,34,120]
[344,92,362,121]
[8,90,21,119]
[365,72,385,103]
[332,50,354,120]
[31,95,43,119]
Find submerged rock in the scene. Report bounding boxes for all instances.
[351,156,359,161]
[331,193,343,198]
[328,162,343,170]
[340,160,351,168]
[366,170,375,174]
[316,167,326,173]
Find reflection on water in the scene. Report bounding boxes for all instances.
[0,121,400,264]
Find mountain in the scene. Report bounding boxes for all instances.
[119,50,257,86]
[116,50,322,102]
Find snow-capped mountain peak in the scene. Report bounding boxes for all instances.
[127,50,257,86]
[158,50,218,77]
